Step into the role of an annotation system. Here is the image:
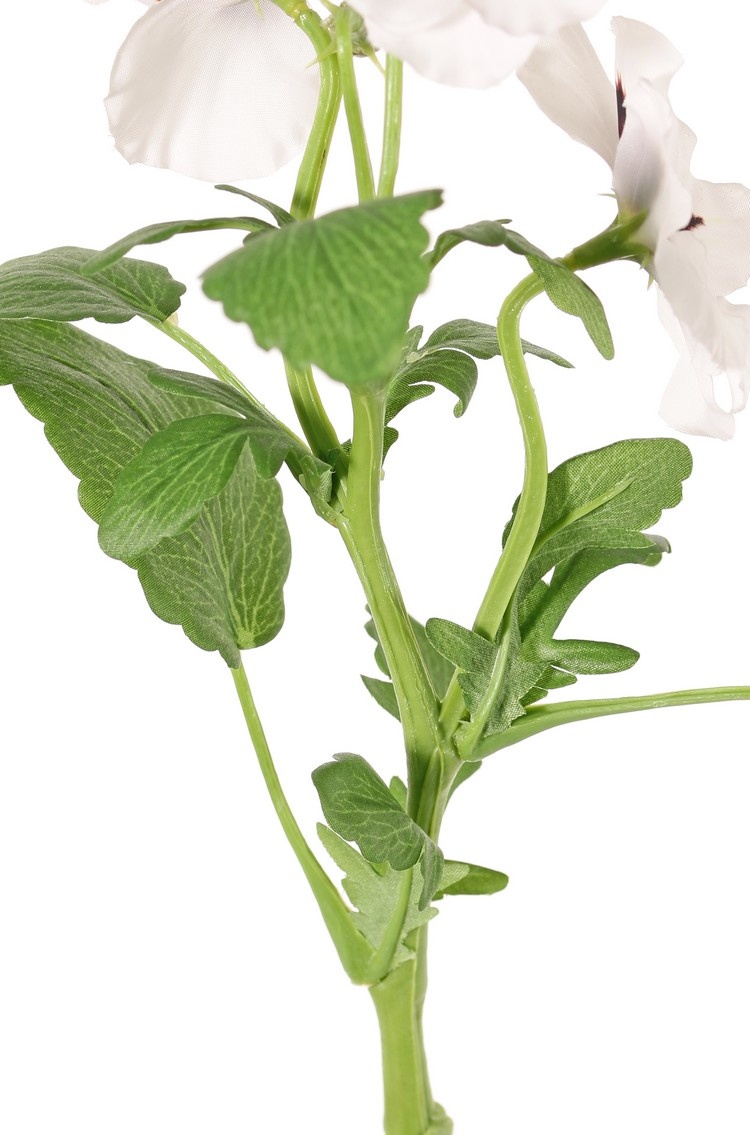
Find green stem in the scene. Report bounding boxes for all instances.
[283,360,340,460]
[338,388,441,799]
[439,272,547,739]
[152,319,253,397]
[472,685,750,758]
[378,56,403,198]
[231,661,371,981]
[370,959,452,1135]
[335,5,375,202]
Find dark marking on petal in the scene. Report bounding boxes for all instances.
[681,214,705,232]
[616,75,626,138]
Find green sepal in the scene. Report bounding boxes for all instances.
[203,190,442,389]
[312,753,443,909]
[0,246,184,324]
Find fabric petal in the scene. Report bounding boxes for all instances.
[105,0,320,182]
[659,352,736,439]
[517,25,619,169]
[612,16,683,99]
[469,0,605,37]
[686,177,750,297]
[614,81,692,246]
[355,3,538,88]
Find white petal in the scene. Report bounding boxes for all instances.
[355,3,538,88]
[105,0,320,182]
[613,81,692,245]
[659,352,736,439]
[612,17,683,99]
[685,178,750,297]
[469,0,605,37]
[517,25,618,169]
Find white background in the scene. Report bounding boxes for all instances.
[1,2,750,1132]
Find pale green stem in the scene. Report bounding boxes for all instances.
[335,5,376,202]
[439,272,546,740]
[338,388,442,799]
[152,319,253,397]
[231,662,371,981]
[377,56,403,198]
[472,686,750,758]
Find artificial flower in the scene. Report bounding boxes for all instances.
[89,0,320,182]
[519,18,750,438]
[350,0,606,88]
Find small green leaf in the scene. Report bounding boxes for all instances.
[317,825,437,971]
[81,217,274,275]
[362,613,456,720]
[98,414,252,560]
[203,191,442,388]
[361,674,401,720]
[423,318,573,368]
[312,753,443,909]
[428,219,540,268]
[215,183,295,227]
[0,247,185,323]
[527,255,614,359]
[435,861,509,898]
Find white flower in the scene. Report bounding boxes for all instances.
[519,18,750,439]
[350,0,606,88]
[89,0,320,182]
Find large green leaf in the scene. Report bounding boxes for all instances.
[203,191,442,389]
[0,319,290,665]
[312,753,443,909]
[0,246,184,323]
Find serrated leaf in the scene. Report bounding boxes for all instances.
[312,753,443,909]
[0,246,185,323]
[435,861,509,898]
[203,191,442,388]
[0,319,290,665]
[82,217,274,275]
[527,255,614,359]
[98,414,252,560]
[317,825,436,970]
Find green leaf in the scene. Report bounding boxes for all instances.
[317,825,437,971]
[423,317,573,368]
[215,183,295,227]
[0,247,185,323]
[362,613,456,720]
[98,414,252,560]
[203,190,442,388]
[81,217,274,275]
[428,219,540,268]
[0,319,290,665]
[527,254,614,359]
[435,861,509,898]
[312,753,443,909]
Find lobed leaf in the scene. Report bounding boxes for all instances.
[203,191,442,389]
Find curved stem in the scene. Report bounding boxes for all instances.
[151,318,254,397]
[335,5,375,202]
[338,388,441,798]
[472,685,750,758]
[439,272,546,738]
[231,661,371,981]
[378,56,403,198]
[283,360,340,460]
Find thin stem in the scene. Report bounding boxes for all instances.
[338,388,441,799]
[378,56,403,198]
[283,360,340,460]
[335,5,375,202]
[152,319,253,397]
[439,272,546,739]
[472,685,750,758]
[231,661,371,981]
